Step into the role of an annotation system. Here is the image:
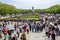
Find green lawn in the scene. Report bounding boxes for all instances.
[0,15,40,20]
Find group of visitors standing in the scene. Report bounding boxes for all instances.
[42,14,60,40]
[0,14,60,40]
[0,21,29,40]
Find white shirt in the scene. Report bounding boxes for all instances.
[27,25,29,29]
[45,27,48,32]
[19,26,22,29]
[58,25,60,31]
[6,24,14,30]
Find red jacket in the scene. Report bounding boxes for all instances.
[3,29,7,34]
[23,26,26,32]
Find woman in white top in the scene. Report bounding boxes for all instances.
[45,25,48,36]
[26,24,29,34]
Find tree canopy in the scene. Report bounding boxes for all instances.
[35,5,60,14]
[0,2,20,15]
[0,2,60,15]
[46,5,60,14]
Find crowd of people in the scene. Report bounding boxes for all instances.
[40,14,60,40]
[0,14,60,40]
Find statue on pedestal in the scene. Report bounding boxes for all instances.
[32,6,34,15]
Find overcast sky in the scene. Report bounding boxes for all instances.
[0,0,60,9]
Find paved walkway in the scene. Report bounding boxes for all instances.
[27,30,60,40]
[0,30,60,40]
[27,30,48,40]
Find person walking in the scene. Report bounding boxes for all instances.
[34,22,37,32]
[19,24,23,33]
[36,23,40,32]
[51,26,56,40]
[17,28,20,37]
[28,23,31,31]
[0,24,4,40]
[55,26,59,36]
[31,23,34,32]
[45,25,48,36]
[47,26,52,38]
[58,24,60,36]
[7,30,12,40]
[26,24,29,34]
[23,25,26,32]
[51,30,56,40]
[2,29,8,40]
[14,23,17,31]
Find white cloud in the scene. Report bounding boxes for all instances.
[0,0,60,9]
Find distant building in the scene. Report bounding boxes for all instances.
[32,6,34,14]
